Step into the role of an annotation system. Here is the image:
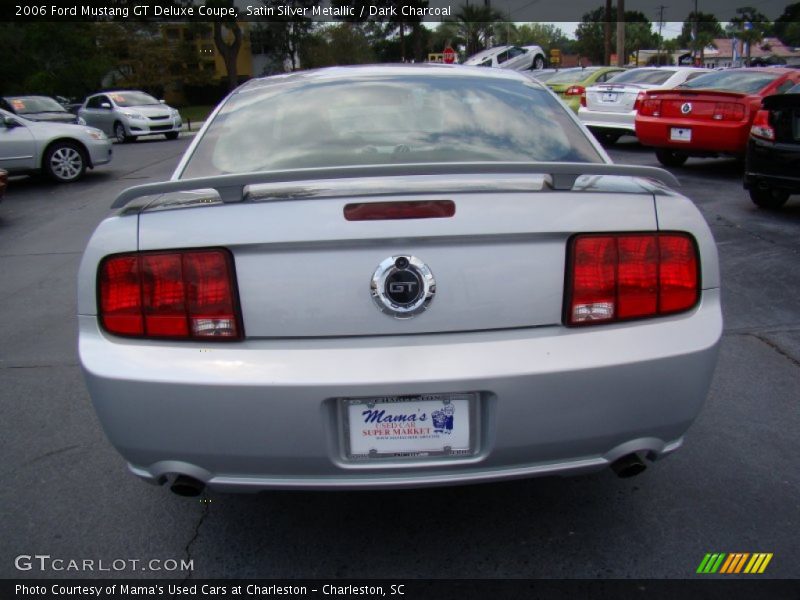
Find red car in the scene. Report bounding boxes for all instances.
[635,68,800,167]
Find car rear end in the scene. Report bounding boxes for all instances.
[78,67,722,492]
[636,70,792,157]
[745,92,800,198]
[579,69,687,137]
[546,68,598,112]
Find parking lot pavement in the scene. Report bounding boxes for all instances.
[1,138,798,579]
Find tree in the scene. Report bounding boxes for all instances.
[508,23,571,53]
[205,0,242,90]
[727,7,772,65]
[575,7,656,64]
[677,11,723,49]
[299,23,376,68]
[448,4,504,56]
[260,0,317,71]
[775,2,800,46]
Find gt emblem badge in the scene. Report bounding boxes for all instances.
[371,256,435,319]
[681,102,693,115]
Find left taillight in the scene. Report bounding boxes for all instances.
[633,91,646,112]
[565,233,699,327]
[98,248,242,340]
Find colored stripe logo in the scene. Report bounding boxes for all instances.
[697,553,773,574]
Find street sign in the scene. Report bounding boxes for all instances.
[443,47,456,64]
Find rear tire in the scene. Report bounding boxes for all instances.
[43,141,86,183]
[655,148,688,167]
[165,131,179,140]
[749,187,789,209]
[593,131,622,147]
[532,55,545,70]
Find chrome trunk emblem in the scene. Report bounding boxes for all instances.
[681,102,693,115]
[371,256,435,319]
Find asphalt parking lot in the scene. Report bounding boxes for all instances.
[1,135,798,580]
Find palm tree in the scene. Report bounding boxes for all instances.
[451,4,504,56]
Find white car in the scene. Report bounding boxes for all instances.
[0,108,112,183]
[464,45,546,71]
[79,91,182,144]
[578,67,713,144]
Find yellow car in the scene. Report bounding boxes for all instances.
[546,66,626,113]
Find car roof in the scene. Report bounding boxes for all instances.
[239,64,546,93]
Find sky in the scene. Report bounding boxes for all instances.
[550,21,685,41]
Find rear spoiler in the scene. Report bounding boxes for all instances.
[110,162,680,209]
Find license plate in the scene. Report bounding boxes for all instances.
[342,393,477,459]
[670,127,692,142]
[602,92,618,102]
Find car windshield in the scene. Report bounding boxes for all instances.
[110,92,160,107]
[181,74,603,178]
[546,68,598,84]
[5,96,66,114]
[605,69,676,85]
[678,71,781,93]
[787,83,800,94]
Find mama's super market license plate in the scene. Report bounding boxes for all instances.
[342,393,476,459]
[670,127,692,142]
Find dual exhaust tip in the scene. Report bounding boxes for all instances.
[164,453,647,496]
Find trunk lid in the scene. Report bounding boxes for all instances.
[586,83,654,113]
[137,176,658,338]
[648,89,750,122]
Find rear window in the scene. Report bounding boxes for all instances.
[181,75,603,178]
[605,69,676,85]
[679,71,781,93]
[546,68,599,84]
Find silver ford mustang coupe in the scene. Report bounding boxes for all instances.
[78,65,722,495]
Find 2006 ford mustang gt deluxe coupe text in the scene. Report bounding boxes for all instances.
[78,65,722,495]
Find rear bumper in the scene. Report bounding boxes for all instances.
[578,107,637,133]
[636,116,750,154]
[744,138,800,192]
[79,289,722,491]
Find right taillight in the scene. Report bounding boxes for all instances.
[98,248,242,340]
[565,233,699,326]
[750,109,775,141]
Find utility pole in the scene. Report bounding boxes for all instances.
[604,0,612,65]
[616,0,625,67]
[657,5,667,65]
[692,0,698,64]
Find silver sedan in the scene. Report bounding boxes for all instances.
[0,108,112,183]
[78,65,721,495]
[79,91,182,143]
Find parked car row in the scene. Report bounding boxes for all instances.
[532,65,800,210]
[0,90,183,184]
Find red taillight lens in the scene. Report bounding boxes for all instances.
[566,233,699,326]
[750,109,775,141]
[633,91,646,111]
[99,248,242,340]
[639,97,662,117]
[344,200,455,221]
[713,102,745,121]
[565,85,585,97]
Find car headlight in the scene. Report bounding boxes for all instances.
[123,112,146,120]
[85,128,107,140]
